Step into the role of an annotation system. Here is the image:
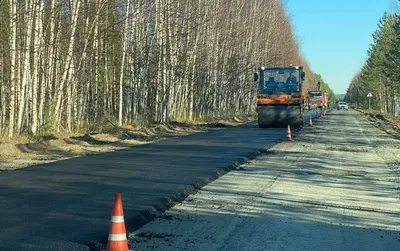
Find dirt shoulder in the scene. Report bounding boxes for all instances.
[0,115,256,171]
[356,109,400,139]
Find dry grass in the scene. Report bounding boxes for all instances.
[356,109,400,139]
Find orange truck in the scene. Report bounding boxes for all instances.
[307,90,328,112]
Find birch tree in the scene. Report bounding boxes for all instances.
[8,0,17,136]
[0,0,328,137]
[53,0,81,130]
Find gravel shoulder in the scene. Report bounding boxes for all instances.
[129,109,400,251]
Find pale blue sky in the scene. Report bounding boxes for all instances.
[285,0,393,94]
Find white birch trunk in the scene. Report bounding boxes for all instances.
[118,0,131,126]
[8,0,17,136]
[17,0,35,135]
[32,0,44,134]
[38,0,47,130]
[53,0,81,131]
[45,0,56,102]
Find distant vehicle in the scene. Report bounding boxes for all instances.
[337,101,348,110]
[307,90,328,112]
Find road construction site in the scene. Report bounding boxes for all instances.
[0,109,399,251]
[0,114,290,251]
[129,109,400,251]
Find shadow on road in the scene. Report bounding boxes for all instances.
[0,123,284,251]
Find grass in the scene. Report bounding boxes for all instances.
[355,108,400,139]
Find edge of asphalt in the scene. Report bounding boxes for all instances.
[88,110,331,250]
[88,122,289,251]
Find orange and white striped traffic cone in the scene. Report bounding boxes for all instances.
[106,193,132,251]
[308,116,313,127]
[286,125,293,141]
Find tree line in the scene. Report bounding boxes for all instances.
[315,74,337,104]
[346,5,400,115]
[0,0,326,137]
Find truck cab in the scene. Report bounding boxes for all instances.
[307,90,328,111]
[253,64,306,128]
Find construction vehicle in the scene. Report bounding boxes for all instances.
[307,87,328,112]
[254,64,306,128]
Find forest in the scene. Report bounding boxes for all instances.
[0,0,328,137]
[346,6,400,115]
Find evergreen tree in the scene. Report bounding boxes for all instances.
[366,13,395,90]
[385,13,400,91]
[346,12,396,112]
[345,71,367,107]
[384,11,400,115]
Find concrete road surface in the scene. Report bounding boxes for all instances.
[130,109,400,251]
[0,122,290,251]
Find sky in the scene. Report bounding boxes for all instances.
[285,0,393,94]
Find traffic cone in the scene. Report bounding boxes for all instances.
[308,116,313,127]
[106,193,132,251]
[286,125,293,141]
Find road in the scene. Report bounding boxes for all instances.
[0,120,291,251]
[130,109,400,251]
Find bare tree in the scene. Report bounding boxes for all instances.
[0,0,321,137]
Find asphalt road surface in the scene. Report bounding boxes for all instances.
[130,109,400,251]
[0,120,293,251]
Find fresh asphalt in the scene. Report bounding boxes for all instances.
[0,111,324,251]
[0,119,307,251]
[130,109,400,251]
